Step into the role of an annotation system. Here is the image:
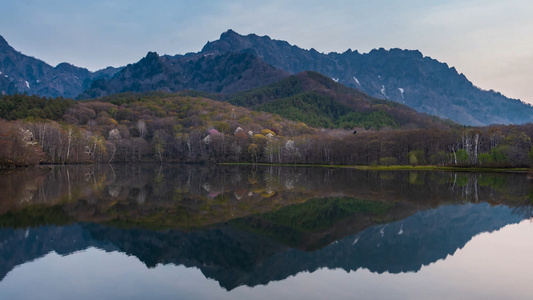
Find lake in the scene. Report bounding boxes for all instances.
[0,164,532,299]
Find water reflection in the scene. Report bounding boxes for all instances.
[0,164,532,295]
[1,165,530,228]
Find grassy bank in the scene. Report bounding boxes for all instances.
[219,162,530,173]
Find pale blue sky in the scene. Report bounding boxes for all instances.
[1,0,532,103]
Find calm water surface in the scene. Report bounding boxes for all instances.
[0,164,532,299]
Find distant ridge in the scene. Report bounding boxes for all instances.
[200,30,533,126]
[1,30,532,126]
[0,34,120,98]
[79,51,289,98]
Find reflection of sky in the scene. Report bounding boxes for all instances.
[1,1,533,103]
[1,221,532,300]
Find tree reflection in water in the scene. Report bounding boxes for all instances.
[0,164,531,290]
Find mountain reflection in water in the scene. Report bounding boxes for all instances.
[0,164,531,292]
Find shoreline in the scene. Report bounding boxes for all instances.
[218,162,530,173]
[1,161,530,174]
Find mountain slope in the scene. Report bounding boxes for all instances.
[0,34,120,98]
[202,30,533,126]
[224,71,454,130]
[80,51,289,98]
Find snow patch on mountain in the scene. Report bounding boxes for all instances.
[381,85,389,99]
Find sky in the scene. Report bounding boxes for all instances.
[1,0,532,103]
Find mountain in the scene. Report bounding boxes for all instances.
[201,30,533,126]
[3,30,532,126]
[81,52,451,130]
[223,71,455,129]
[0,34,120,98]
[79,51,289,98]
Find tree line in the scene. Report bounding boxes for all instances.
[1,93,532,168]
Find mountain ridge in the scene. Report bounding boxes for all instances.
[1,31,532,126]
[201,30,533,126]
[0,34,121,98]
[79,50,289,98]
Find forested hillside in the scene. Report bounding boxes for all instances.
[1,93,532,168]
[223,71,453,130]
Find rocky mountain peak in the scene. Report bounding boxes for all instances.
[220,29,240,39]
[198,30,533,125]
[0,34,8,47]
[144,51,160,60]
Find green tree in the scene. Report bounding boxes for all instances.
[379,157,397,166]
[408,150,424,166]
[490,146,508,164]
[456,149,469,165]
[478,153,493,166]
